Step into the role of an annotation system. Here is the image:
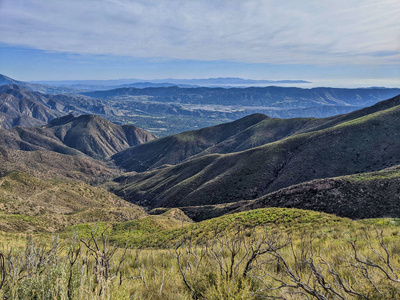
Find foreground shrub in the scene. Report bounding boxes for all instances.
[0,224,399,299]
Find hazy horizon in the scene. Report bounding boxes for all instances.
[0,0,399,87]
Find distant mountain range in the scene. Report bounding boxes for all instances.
[1,74,399,136]
[31,77,311,91]
[0,83,117,129]
[83,85,400,108]
[0,74,78,94]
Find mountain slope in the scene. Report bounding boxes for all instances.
[113,96,400,208]
[46,114,156,158]
[113,94,400,172]
[235,165,400,219]
[0,114,156,159]
[112,113,269,171]
[0,146,118,184]
[170,165,400,221]
[0,171,146,232]
[0,85,64,128]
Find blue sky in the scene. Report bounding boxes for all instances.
[0,0,399,87]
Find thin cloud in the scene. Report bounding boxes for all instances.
[0,0,399,65]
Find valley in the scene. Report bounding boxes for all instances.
[0,75,399,299]
[2,74,399,136]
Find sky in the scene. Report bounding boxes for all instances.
[0,0,399,87]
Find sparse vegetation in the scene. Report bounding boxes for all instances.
[0,214,399,299]
[1,82,400,299]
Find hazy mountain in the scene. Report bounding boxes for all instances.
[0,74,78,94]
[83,86,400,108]
[31,77,310,90]
[3,75,400,136]
[112,94,400,208]
[0,84,65,128]
[0,84,125,130]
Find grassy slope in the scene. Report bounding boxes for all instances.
[114,101,400,209]
[63,207,356,248]
[0,146,118,184]
[0,171,147,232]
[112,113,269,171]
[112,94,400,172]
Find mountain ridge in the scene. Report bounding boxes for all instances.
[112,94,400,209]
[112,93,400,172]
[0,114,156,159]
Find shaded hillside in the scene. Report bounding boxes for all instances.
[0,172,146,232]
[0,85,64,128]
[112,113,268,171]
[46,114,156,158]
[0,84,120,130]
[113,98,400,208]
[113,94,400,172]
[0,114,156,159]
[169,165,400,221]
[235,166,400,219]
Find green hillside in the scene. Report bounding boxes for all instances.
[63,207,353,248]
[112,113,268,171]
[113,94,400,172]
[113,98,400,210]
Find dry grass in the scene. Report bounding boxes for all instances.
[0,211,399,299]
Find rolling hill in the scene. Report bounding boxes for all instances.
[112,94,400,210]
[0,171,147,232]
[113,93,400,172]
[0,146,118,184]
[112,113,269,171]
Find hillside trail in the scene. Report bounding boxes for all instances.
[27,186,60,202]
